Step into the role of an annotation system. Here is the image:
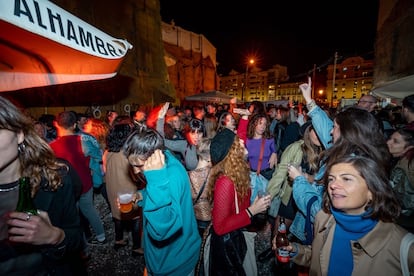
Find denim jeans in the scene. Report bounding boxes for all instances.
[113,217,141,249]
[78,188,105,241]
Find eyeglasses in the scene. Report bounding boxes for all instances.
[358,101,376,104]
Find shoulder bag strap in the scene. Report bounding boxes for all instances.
[193,168,211,204]
[234,187,239,214]
[256,138,266,175]
[304,195,318,245]
[401,232,414,276]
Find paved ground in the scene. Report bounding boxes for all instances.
[86,194,145,276]
[86,194,297,276]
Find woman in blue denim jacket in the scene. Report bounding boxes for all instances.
[286,77,391,243]
[287,104,332,242]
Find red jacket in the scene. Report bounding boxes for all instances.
[50,135,92,194]
[212,175,251,235]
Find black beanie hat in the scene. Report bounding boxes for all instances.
[210,128,236,165]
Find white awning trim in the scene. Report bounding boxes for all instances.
[371,74,414,99]
[0,0,132,60]
[0,71,117,91]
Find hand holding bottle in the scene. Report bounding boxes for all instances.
[7,177,65,246]
[7,210,65,246]
[273,217,295,263]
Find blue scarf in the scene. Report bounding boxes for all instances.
[328,208,378,276]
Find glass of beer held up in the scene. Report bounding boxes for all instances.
[118,192,134,213]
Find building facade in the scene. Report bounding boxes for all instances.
[219,65,289,103]
[326,55,374,107]
[161,21,219,105]
[218,55,374,108]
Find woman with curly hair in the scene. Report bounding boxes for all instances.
[206,128,271,275]
[244,113,277,199]
[0,96,84,275]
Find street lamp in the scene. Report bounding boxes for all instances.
[241,59,254,102]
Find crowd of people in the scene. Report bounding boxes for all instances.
[1,76,414,275]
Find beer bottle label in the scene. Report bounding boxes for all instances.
[277,248,290,263]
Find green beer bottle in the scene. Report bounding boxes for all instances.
[16,177,38,215]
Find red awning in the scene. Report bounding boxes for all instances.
[0,0,132,92]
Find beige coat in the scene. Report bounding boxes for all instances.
[103,151,140,220]
[293,211,414,276]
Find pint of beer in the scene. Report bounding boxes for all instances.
[118,193,134,213]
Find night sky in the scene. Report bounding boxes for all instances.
[159,1,379,80]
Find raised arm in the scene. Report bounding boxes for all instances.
[299,77,333,149]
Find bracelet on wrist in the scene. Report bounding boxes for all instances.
[246,208,253,218]
[306,100,317,111]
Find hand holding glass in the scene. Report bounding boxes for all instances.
[287,163,302,180]
[258,188,271,213]
[118,193,134,213]
[258,189,270,198]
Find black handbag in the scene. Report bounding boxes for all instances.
[210,229,247,276]
[260,167,275,180]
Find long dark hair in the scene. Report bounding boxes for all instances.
[247,113,272,139]
[107,123,135,152]
[249,100,265,116]
[395,128,414,166]
[322,107,392,176]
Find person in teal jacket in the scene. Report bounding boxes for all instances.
[123,127,201,276]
